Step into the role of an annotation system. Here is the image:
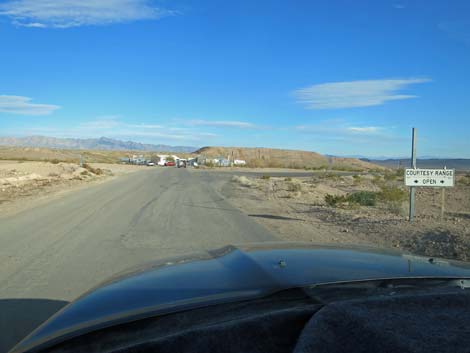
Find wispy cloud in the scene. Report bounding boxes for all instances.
[293,78,431,109]
[0,95,60,115]
[0,0,174,28]
[296,120,405,144]
[78,115,121,129]
[346,126,381,134]
[188,119,258,129]
[126,123,164,129]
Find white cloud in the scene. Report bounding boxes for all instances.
[126,123,163,129]
[346,126,381,134]
[79,115,121,129]
[0,95,60,115]
[0,0,173,28]
[295,121,404,143]
[188,119,257,129]
[293,78,431,109]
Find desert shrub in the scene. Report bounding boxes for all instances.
[261,175,270,180]
[48,172,60,177]
[232,175,254,187]
[310,165,328,170]
[378,186,407,202]
[287,182,302,192]
[284,177,292,182]
[150,155,161,164]
[80,170,90,176]
[386,201,407,216]
[287,162,303,169]
[266,160,283,168]
[49,159,61,164]
[347,191,377,206]
[372,174,385,187]
[82,163,104,175]
[352,175,362,184]
[332,166,364,172]
[318,172,341,181]
[384,172,397,182]
[372,174,382,183]
[395,168,405,177]
[325,194,346,207]
[460,174,470,186]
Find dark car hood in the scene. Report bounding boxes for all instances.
[11,242,470,353]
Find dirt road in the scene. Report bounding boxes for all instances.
[0,168,276,352]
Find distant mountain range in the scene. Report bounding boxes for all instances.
[0,136,198,153]
[364,158,470,171]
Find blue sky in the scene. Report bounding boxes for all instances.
[0,0,469,157]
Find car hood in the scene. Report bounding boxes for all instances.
[11,242,470,353]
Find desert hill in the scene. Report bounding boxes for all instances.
[195,146,382,170]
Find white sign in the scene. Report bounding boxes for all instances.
[405,168,455,187]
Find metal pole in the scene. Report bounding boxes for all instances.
[440,166,446,220]
[409,128,417,222]
[440,188,446,221]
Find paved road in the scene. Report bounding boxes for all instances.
[0,168,276,352]
[209,170,365,178]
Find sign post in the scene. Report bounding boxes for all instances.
[404,168,455,187]
[405,128,455,222]
[405,165,455,222]
[441,188,446,220]
[409,128,417,222]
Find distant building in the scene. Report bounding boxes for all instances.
[128,155,146,165]
[157,155,167,166]
[212,157,230,167]
[233,159,246,166]
[187,157,198,167]
[157,154,180,166]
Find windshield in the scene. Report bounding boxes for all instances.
[1,1,469,352]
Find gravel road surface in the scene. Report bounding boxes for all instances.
[0,168,276,352]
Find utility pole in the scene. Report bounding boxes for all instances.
[409,128,417,222]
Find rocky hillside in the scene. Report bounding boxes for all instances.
[195,146,383,170]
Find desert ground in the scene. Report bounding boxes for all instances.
[222,170,470,261]
[1,156,469,262]
[0,160,143,216]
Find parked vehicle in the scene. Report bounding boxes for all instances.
[146,162,155,166]
[164,161,176,167]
